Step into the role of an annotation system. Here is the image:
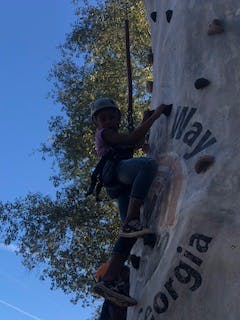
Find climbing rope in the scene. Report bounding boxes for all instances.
[124,2,134,132]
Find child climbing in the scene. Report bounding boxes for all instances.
[91,97,171,237]
[90,97,172,306]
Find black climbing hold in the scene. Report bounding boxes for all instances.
[143,233,157,248]
[166,10,173,23]
[147,104,172,117]
[130,255,140,269]
[195,156,215,174]
[208,19,224,35]
[146,80,153,93]
[177,246,183,253]
[147,51,154,65]
[194,78,210,89]
[163,104,173,117]
[150,11,157,22]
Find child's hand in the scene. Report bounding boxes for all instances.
[152,104,167,119]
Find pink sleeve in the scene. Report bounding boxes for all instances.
[95,129,111,158]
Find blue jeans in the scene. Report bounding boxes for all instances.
[111,157,158,254]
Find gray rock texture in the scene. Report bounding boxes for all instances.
[128,1,240,319]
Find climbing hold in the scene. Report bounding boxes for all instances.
[163,104,173,117]
[150,11,157,22]
[208,19,224,35]
[166,10,173,23]
[194,78,210,89]
[147,104,172,117]
[146,80,153,93]
[147,50,154,65]
[195,155,215,174]
[143,233,157,248]
[130,255,140,270]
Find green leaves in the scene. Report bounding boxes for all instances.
[0,188,118,302]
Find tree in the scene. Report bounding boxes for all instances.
[0,0,151,304]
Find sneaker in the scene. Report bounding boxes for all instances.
[94,280,137,307]
[119,220,152,238]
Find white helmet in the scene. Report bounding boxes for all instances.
[91,97,121,120]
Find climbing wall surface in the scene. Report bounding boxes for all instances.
[128,1,240,319]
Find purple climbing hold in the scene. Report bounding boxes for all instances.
[194,78,210,89]
[166,10,173,23]
[150,11,157,22]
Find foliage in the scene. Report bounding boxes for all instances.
[0,0,151,304]
[0,189,117,303]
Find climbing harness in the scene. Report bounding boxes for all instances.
[86,147,133,201]
[85,150,115,201]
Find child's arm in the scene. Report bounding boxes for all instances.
[134,110,155,149]
[102,104,168,146]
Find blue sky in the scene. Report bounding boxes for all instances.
[0,1,101,319]
[0,0,64,202]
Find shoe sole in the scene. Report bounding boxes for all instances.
[94,283,137,307]
[119,228,152,238]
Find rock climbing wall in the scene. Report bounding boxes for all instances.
[128,1,240,319]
